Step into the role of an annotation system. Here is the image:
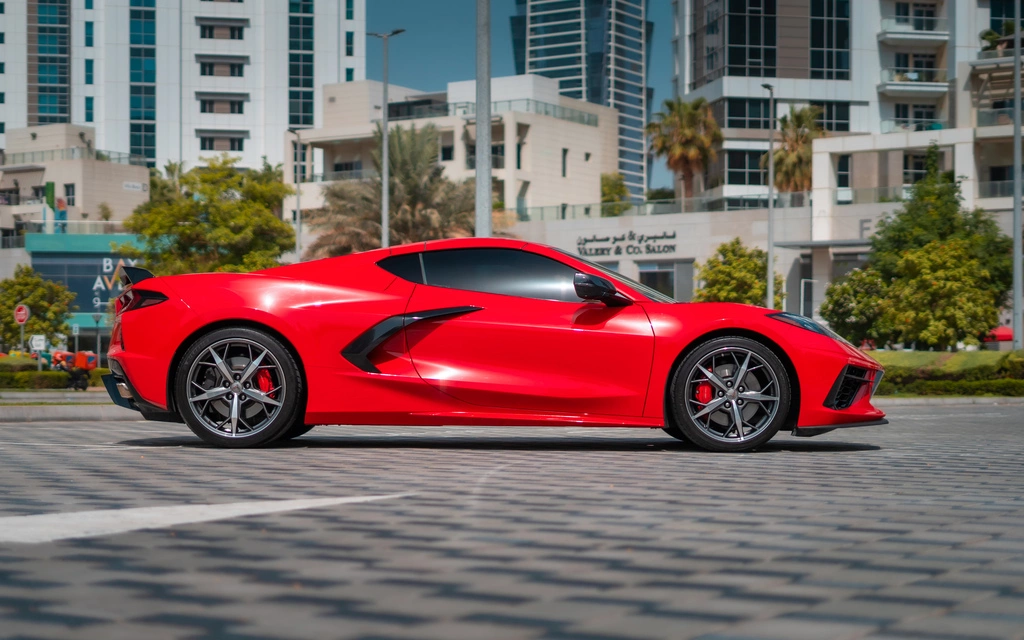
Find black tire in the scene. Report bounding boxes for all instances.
[174,327,304,448]
[668,336,791,453]
[279,422,316,441]
[662,422,691,444]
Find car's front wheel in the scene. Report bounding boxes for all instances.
[175,327,304,448]
[668,336,791,452]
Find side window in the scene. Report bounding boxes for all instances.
[377,253,424,284]
[421,249,582,303]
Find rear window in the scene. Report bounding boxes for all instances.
[377,253,424,284]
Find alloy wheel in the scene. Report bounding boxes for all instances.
[683,346,781,444]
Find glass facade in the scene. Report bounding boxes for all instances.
[810,0,850,80]
[289,1,314,127]
[129,0,156,166]
[512,0,652,201]
[29,0,71,124]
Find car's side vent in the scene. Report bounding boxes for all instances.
[825,365,873,411]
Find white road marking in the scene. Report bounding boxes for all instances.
[0,493,414,544]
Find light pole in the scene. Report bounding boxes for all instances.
[369,28,405,249]
[1013,0,1022,351]
[475,0,492,238]
[763,83,776,310]
[287,127,304,261]
[91,312,102,367]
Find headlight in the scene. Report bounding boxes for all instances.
[768,312,856,348]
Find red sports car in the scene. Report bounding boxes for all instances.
[104,238,886,452]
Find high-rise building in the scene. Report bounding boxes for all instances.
[512,0,653,201]
[0,0,366,170]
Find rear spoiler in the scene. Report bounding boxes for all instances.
[118,266,155,287]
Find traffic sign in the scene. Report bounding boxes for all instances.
[30,334,46,352]
[14,305,30,325]
[72,324,80,336]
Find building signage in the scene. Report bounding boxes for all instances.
[123,181,148,192]
[31,254,141,315]
[576,230,677,258]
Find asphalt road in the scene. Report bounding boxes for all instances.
[0,408,1022,640]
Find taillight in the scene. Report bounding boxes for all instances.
[116,289,168,314]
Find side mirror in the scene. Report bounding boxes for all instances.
[573,272,631,307]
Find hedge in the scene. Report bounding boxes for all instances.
[0,372,71,389]
[898,379,1024,397]
[89,368,111,387]
[873,350,1024,394]
[0,356,41,373]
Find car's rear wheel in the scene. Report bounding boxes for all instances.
[175,327,304,448]
[668,336,791,452]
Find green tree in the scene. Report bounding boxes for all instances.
[600,172,631,216]
[818,268,889,347]
[871,143,1012,306]
[304,123,477,258]
[120,154,295,274]
[760,105,824,193]
[646,187,675,201]
[646,97,723,199]
[693,238,785,309]
[880,240,999,351]
[0,266,77,350]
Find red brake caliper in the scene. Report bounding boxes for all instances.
[256,369,275,399]
[695,381,714,405]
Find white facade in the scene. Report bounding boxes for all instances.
[0,0,366,171]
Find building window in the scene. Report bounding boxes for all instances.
[200,63,215,76]
[727,150,766,186]
[85,59,94,85]
[130,10,155,45]
[346,31,354,56]
[0,92,4,104]
[346,0,354,19]
[230,26,244,40]
[84,21,94,47]
[346,68,354,82]
[810,0,850,80]
[200,137,215,151]
[837,155,851,188]
[200,25,215,39]
[85,96,94,122]
[130,86,155,120]
[811,101,850,132]
[0,33,4,44]
[200,99,244,114]
[130,49,156,82]
[991,0,1024,32]
[561,148,568,177]
[130,123,156,164]
[230,138,244,151]
[231,100,244,114]
[0,63,4,73]
[0,123,5,134]
[638,262,681,300]
[903,153,930,184]
[84,0,91,8]
[0,3,4,13]
[64,184,76,207]
[726,1,777,79]
[726,98,770,129]
[289,3,315,127]
[293,141,307,183]
[230,63,244,77]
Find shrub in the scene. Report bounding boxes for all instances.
[0,356,40,373]
[89,368,111,387]
[1,372,71,389]
[900,379,1024,396]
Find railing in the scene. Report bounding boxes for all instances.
[0,195,45,206]
[880,15,949,32]
[1,147,149,167]
[386,99,599,127]
[978,181,1015,198]
[977,108,1023,127]
[880,67,947,83]
[835,185,908,205]
[880,119,947,133]
[977,49,1015,60]
[302,169,378,183]
[0,236,26,249]
[18,220,128,235]
[466,155,505,170]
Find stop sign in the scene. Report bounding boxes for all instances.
[14,305,29,325]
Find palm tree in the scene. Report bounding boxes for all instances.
[761,105,825,193]
[303,123,476,259]
[646,97,723,200]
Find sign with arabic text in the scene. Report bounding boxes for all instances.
[576,230,678,258]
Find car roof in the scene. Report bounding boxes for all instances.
[388,237,529,255]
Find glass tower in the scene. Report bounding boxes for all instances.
[512,0,653,201]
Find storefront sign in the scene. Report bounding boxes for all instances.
[123,181,148,192]
[576,230,677,258]
[31,254,141,313]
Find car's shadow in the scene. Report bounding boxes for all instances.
[118,434,880,453]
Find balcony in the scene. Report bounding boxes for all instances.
[466,155,506,170]
[0,147,149,167]
[301,169,378,183]
[877,67,948,98]
[17,220,128,235]
[978,181,1015,199]
[878,15,950,45]
[385,99,599,128]
[0,194,45,206]
[977,108,1023,127]
[835,186,909,206]
[880,119,947,133]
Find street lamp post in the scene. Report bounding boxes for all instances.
[475,0,492,238]
[91,312,102,367]
[287,128,303,261]
[1012,0,1022,351]
[762,83,776,310]
[369,28,406,249]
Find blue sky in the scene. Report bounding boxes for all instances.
[365,0,675,190]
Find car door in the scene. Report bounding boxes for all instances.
[403,248,655,417]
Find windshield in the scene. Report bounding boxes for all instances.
[555,249,677,303]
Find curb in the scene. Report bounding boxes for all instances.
[875,396,1024,406]
[0,404,141,423]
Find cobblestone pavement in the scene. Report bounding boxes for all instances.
[0,407,1022,640]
